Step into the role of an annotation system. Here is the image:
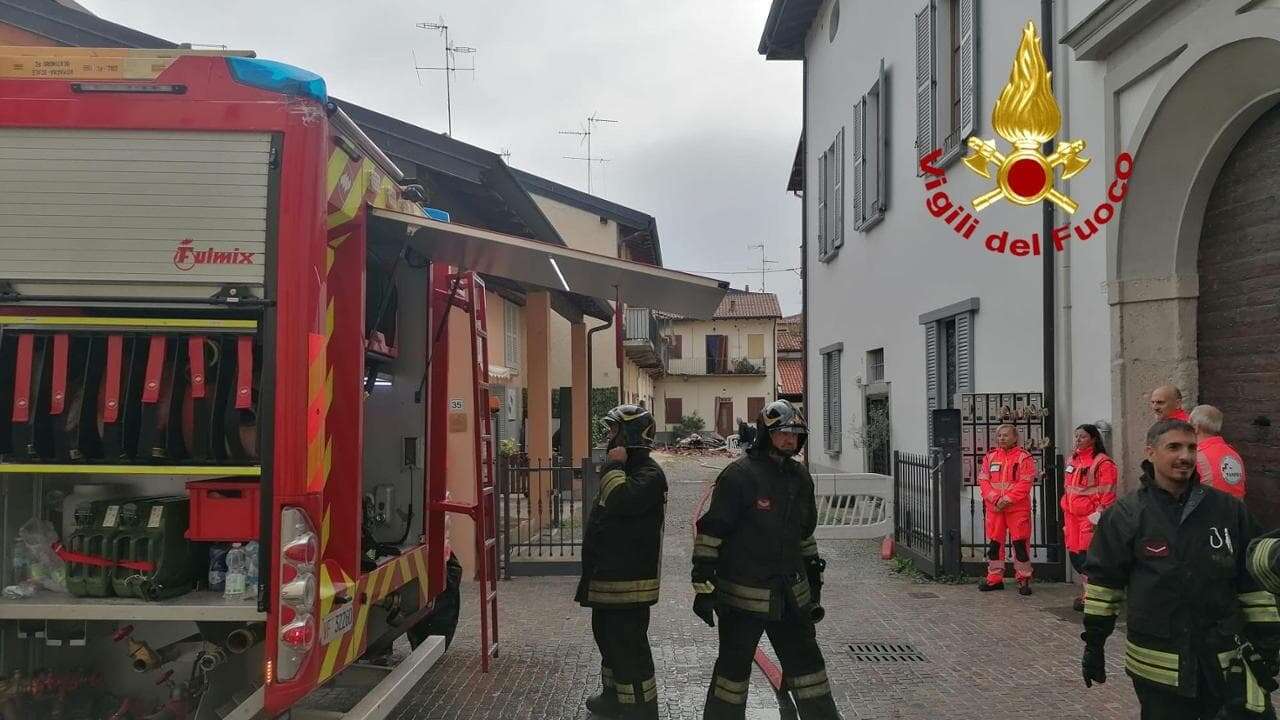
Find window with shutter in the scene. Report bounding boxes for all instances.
[833,128,844,249]
[915,1,936,174]
[955,311,974,395]
[830,350,843,453]
[925,322,939,445]
[821,351,833,451]
[877,58,889,216]
[958,0,977,140]
[665,397,683,425]
[852,99,865,229]
[748,397,766,422]
[504,300,520,369]
[817,150,828,259]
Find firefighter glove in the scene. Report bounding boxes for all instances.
[693,591,716,628]
[1081,642,1107,687]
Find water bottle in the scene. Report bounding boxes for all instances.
[208,544,228,592]
[244,541,259,597]
[224,543,247,600]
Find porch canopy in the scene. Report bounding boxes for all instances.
[368,208,729,319]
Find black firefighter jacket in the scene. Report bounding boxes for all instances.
[692,448,821,621]
[1083,464,1280,706]
[575,454,668,610]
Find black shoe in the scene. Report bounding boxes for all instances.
[1018,580,1033,596]
[1073,597,1084,612]
[978,579,1005,592]
[585,692,621,718]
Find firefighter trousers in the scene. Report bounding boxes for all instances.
[1133,669,1276,720]
[702,608,841,720]
[591,607,657,713]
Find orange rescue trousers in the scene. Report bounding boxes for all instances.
[985,507,1032,583]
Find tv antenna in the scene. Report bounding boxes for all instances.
[414,18,477,137]
[499,147,512,163]
[748,243,778,291]
[559,112,618,194]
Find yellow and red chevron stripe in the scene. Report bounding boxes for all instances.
[316,544,433,682]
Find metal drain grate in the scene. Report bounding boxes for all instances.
[847,642,927,662]
[907,591,939,599]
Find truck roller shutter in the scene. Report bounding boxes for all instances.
[0,128,272,299]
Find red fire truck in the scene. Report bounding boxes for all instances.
[0,45,725,719]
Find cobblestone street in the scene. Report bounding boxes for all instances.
[390,452,1139,720]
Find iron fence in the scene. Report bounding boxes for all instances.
[958,452,1065,580]
[497,454,587,577]
[893,450,941,576]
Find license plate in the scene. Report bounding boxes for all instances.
[321,604,354,645]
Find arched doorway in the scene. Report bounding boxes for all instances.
[1197,104,1280,526]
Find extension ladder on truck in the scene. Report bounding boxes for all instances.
[428,269,500,672]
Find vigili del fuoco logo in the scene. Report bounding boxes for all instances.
[919,21,1133,258]
[172,238,256,271]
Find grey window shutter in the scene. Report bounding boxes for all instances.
[925,322,939,445]
[834,129,845,247]
[955,311,974,397]
[831,351,842,452]
[817,151,827,256]
[915,1,936,174]
[852,101,865,230]
[822,353,833,450]
[877,58,889,214]
[959,0,978,140]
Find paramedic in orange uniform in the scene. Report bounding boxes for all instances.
[1149,384,1190,422]
[1060,424,1118,612]
[1191,404,1247,500]
[978,424,1038,595]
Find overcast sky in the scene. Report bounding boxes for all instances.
[79,0,804,314]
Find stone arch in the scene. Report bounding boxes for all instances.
[1110,30,1280,484]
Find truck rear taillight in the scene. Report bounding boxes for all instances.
[276,507,318,682]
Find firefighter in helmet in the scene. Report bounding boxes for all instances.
[1081,419,1280,718]
[576,404,668,720]
[692,399,843,719]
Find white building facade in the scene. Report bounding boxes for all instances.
[760,0,1280,524]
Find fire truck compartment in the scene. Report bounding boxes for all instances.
[0,128,273,300]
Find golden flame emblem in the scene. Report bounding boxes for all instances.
[962,21,1089,213]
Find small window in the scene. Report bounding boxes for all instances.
[867,348,885,383]
[667,334,683,359]
[665,397,683,424]
[504,300,520,369]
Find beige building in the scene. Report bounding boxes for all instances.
[512,171,667,455]
[655,291,782,439]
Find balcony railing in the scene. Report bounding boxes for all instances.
[623,308,668,373]
[668,356,767,376]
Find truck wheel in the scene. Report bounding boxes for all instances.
[408,552,462,650]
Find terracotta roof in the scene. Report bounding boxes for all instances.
[781,313,803,324]
[777,331,803,352]
[777,358,804,396]
[655,289,781,320]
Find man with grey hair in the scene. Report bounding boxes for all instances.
[1191,404,1247,500]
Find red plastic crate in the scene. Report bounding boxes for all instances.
[186,479,261,542]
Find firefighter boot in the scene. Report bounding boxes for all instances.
[619,700,659,720]
[585,690,620,718]
[586,667,621,718]
[1018,578,1033,596]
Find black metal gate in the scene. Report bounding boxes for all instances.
[893,450,942,576]
[893,406,1065,580]
[497,454,590,577]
